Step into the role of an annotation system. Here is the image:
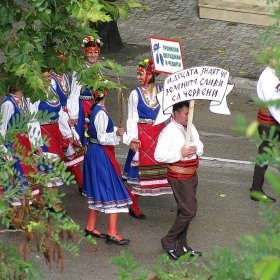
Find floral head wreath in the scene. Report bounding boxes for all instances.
[137,59,156,76]
[82,36,103,53]
[56,48,66,60]
[92,75,109,101]
[8,84,20,93]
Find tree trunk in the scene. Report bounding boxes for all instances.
[90,21,126,54]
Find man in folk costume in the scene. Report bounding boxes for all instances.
[122,59,172,219]
[250,47,280,203]
[155,101,203,260]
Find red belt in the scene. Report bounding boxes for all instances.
[167,158,199,180]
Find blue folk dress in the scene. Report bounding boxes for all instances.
[82,105,132,213]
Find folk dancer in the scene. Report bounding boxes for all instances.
[83,87,140,245]
[51,68,84,195]
[122,59,172,219]
[30,70,74,212]
[0,85,41,227]
[68,36,103,147]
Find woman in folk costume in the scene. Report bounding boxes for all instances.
[0,85,41,227]
[68,36,102,147]
[31,70,75,212]
[83,86,139,245]
[51,58,84,195]
[122,59,172,219]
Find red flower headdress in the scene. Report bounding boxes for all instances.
[137,59,156,76]
[82,36,103,54]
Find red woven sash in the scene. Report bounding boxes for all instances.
[167,158,199,180]
[257,107,277,125]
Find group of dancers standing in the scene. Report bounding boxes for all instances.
[1,36,173,245]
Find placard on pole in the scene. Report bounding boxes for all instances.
[150,36,185,75]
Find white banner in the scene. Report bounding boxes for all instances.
[155,66,234,125]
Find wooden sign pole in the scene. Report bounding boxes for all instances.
[183,100,195,159]
[118,88,124,144]
[116,73,125,144]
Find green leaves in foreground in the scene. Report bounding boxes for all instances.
[0,0,148,102]
[110,251,148,280]
[110,250,203,280]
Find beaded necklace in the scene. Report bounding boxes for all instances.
[52,72,70,97]
[140,85,158,110]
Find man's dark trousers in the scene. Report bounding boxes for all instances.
[161,174,198,252]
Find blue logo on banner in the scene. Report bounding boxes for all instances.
[153,43,164,66]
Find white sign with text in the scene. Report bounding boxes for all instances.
[155,66,234,125]
[150,36,184,75]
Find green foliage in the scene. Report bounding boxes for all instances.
[111,250,205,280]
[0,243,43,280]
[150,253,203,280]
[0,0,146,102]
[110,250,149,280]
[74,60,126,94]
[0,110,95,279]
[97,0,151,21]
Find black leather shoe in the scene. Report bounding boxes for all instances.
[167,249,179,260]
[106,234,130,245]
[182,246,202,257]
[250,188,276,203]
[129,208,147,219]
[78,188,83,196]
[85,228,107,239]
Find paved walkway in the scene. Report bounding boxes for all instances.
[117,0,277,80]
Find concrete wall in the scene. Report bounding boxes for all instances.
[198,0,276,26]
